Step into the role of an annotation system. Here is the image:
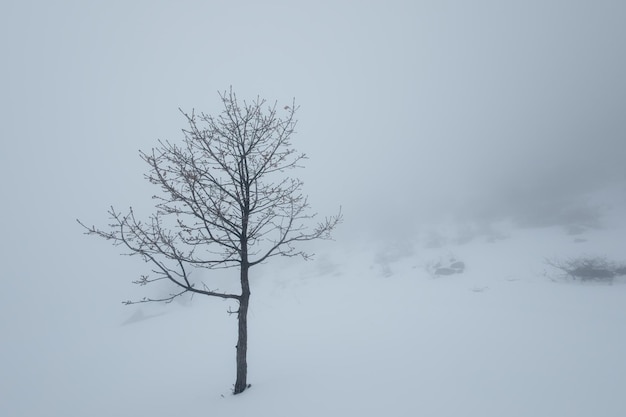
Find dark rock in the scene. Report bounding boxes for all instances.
[450,261,465,271]
[614,266,626,276]
[435,267,457,276]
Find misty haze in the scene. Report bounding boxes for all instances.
[1,1,625,416]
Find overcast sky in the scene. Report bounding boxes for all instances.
[1,0,625,339]
[3,0,626,227]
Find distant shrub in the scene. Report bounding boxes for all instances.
[545,256,626,284]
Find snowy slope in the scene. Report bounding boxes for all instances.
[4,209,626,417]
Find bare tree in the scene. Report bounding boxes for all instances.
[78,89,342,395]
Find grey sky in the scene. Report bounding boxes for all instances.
[3,1,625,232]
[1,0,625,326]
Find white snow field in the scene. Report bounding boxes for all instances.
[3,206,626,417]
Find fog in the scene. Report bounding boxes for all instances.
[1,0,625,414]
[3,1,625,236]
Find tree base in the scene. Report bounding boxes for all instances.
[233,384,252,395]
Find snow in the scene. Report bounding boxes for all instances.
[3,210,626,417]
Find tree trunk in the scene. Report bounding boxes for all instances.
[233,264,250,394]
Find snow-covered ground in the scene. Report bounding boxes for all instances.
[3,204,626,417]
